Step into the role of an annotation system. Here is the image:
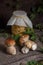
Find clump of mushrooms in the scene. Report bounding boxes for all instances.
[19,35,30,54]
[5,38,16,55]
[25,40,37,50]
[19,35,37,54]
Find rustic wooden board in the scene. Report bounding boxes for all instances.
[0,30,43,65]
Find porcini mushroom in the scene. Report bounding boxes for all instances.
[5,38,16,55]
[21,46,29,54]
[19,35,29,46]
[25,40,37,50]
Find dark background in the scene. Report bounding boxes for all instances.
[0,0,43,29]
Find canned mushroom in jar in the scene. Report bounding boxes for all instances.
[12,25,26,35]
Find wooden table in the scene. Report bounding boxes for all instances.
[0,30,43,65]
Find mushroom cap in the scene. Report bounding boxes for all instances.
[5,38,16,47]
[19,35,29,46]
[25,40,37,49]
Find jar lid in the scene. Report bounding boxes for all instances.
[7,11,33,28]
[13,11,27,16]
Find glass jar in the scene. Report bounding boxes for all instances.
[7,11,33,35]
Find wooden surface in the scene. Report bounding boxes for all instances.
[0,30,43,65]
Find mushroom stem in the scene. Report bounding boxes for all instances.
[21,46,29,54]
[32,43,37,50]
[6,46,16,55]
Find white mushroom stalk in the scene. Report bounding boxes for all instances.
[21,46,29,54]
[31,43,37,50]
[7,46,16,55]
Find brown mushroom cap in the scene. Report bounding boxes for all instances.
[5,38,16,46]
[25,40,36,49]
[19,35,29,46]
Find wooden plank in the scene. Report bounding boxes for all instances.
[0,30,43,65]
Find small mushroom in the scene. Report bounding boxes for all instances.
[21,46,29,54]
[25,40,37,50]
[5,38,16,55]
[19,35,29,46]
